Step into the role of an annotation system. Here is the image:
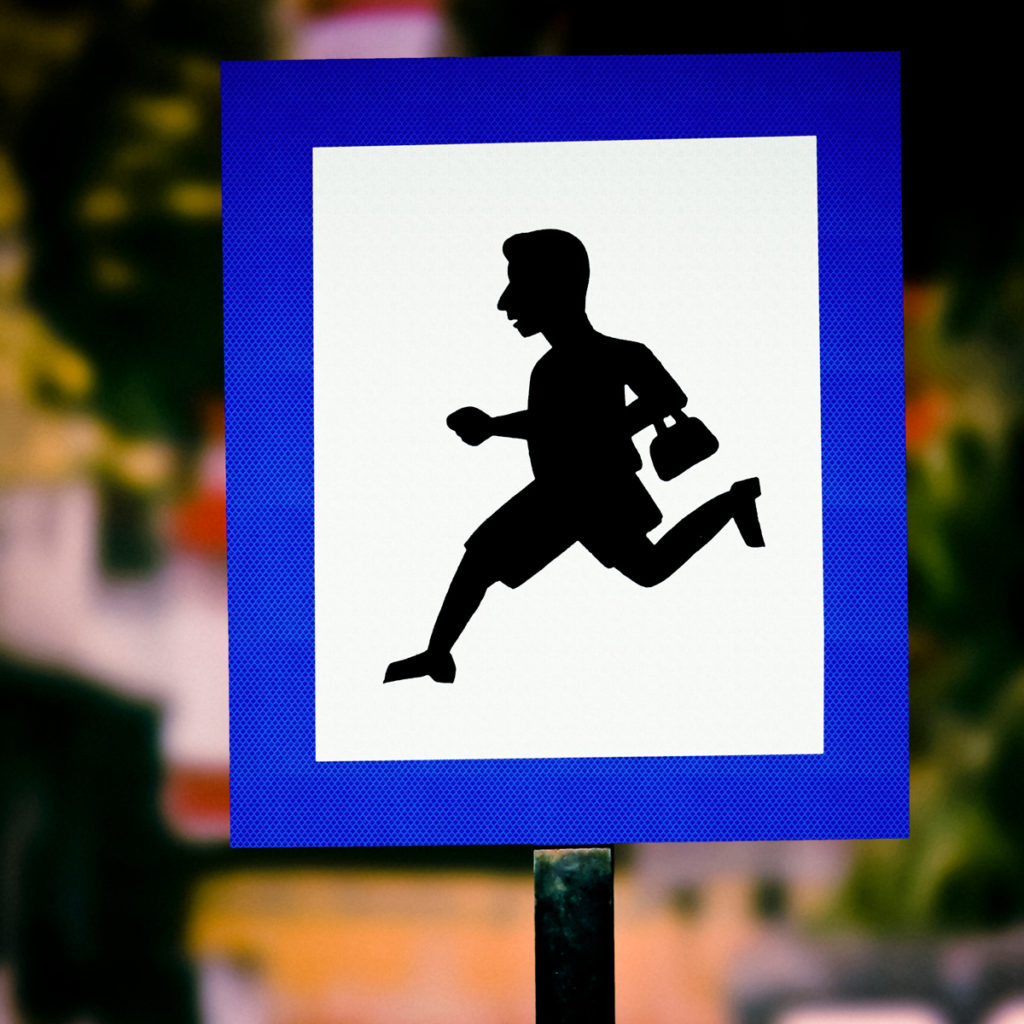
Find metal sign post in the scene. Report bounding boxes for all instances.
[534,847,615,1024]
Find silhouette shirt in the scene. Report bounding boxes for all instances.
[526,332,684,485]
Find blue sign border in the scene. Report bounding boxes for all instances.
[223,53,905,847]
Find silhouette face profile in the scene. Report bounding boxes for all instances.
[497,263,557,337]
[497,230,590,338]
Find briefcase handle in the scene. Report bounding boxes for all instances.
[653,410,688,433]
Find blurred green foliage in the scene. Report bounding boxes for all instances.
[839,257,1024,932]
[4,0,269,444]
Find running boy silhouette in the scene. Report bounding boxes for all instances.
[384,229,763,683]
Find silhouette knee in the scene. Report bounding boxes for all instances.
[616,555,666,588]
[458,552,500,591]
[634,567,666,588]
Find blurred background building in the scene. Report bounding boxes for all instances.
[1,2,1023,1022]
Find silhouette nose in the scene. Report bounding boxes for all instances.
[497,286,509,311]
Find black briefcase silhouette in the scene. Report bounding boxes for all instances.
[649,411,720,481]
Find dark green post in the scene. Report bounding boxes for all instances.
[534,847,615,1024]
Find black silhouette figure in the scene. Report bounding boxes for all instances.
[384,230,764,684]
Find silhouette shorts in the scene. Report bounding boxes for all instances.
[465,477,662,588]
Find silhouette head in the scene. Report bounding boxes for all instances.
[498,229,590,337]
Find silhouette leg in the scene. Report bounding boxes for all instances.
[384,553,496,683]
[428,555,494,654]
[615,477,763,587]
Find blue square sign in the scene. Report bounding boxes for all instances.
[224,53,906,847]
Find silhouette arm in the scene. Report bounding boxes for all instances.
[489,411,529,439]
[625,345,687,434]
[448,407,529,445]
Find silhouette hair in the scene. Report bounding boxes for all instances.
[502,229,590,306]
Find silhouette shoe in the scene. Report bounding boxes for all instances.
[383,650,456,684]
[731,477,765,547]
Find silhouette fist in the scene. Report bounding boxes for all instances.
[447,406,492,446]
